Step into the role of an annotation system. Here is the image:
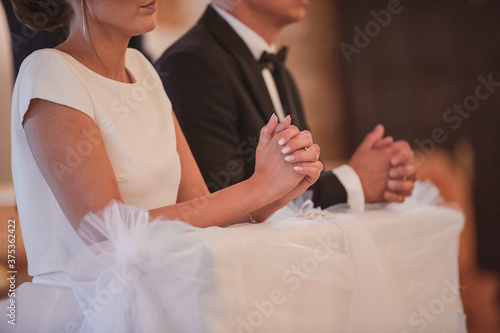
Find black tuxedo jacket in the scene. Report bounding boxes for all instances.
[155,5,347,208]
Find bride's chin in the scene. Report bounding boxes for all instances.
[143,23,156,34]
[132,19,156,35]
[145,19,157,33]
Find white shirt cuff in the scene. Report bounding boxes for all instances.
[332,165,365,212]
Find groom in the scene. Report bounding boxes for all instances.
[155,0,417,210]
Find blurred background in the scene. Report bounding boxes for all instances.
[0,0,499,331]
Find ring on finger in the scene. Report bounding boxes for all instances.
[303,146,310,152]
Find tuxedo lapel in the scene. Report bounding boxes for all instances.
[199,6,276,122]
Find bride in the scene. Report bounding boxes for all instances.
[2,0,324,331]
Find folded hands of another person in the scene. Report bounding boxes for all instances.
[384,140,418,202]
[349,124,418,203]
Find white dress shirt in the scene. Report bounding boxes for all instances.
[212,4,286,121]
[211,4,365,211]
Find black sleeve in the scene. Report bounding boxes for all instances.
[155,51,248,192]
[310,171,348,209]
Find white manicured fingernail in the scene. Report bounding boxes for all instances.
[294,166,303,171]
[282,146,291,154]
[278,138,285,145]
[285,156,294,162]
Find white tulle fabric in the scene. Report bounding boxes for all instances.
[269,193,407,331]
[63,181,465,333]
[68,202,211,333]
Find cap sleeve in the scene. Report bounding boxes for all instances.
[15,50,94,125]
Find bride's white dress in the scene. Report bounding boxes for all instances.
[1,48,467,332]
[3,48,192,332]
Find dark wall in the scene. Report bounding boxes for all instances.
[337,0,500,271]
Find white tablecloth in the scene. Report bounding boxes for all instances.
[4,188,465,333]
[194,200,467,333]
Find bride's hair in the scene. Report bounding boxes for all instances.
[11,0,74,32]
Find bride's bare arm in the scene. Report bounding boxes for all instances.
[151,112,321,226]
[23,99,124,230]
[24,100,320,229]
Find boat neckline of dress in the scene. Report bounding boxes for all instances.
[46,48,139,86]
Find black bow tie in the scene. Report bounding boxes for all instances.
[259,47,289,71]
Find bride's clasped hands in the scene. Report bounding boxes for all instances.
[252,114,323,205]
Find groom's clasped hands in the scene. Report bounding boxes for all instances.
[349,124,418,204]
